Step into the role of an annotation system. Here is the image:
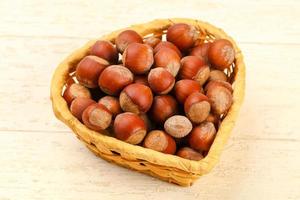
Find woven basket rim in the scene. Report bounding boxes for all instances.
[50,18,245,175]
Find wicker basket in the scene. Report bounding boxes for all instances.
[50,18,245,186]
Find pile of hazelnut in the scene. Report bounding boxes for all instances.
[63,23,235,161]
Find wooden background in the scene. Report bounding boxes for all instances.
[1,0,300,199]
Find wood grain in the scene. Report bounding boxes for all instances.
[0,0,300,199]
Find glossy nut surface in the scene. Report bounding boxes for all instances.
[184,92,211,124]
[70,98,96,121]
[98,96,121,117]
[119,83,153,114]
[188,122,216,151]
[149,95,178,124]
[208,39,235,70]
[76,55,109,88]
[177,147,204,161]
[144,36,161,48]
[148,67,175,94]
[154,47,181,77]
[143,130,176,154]
[154,41,182,57]
[189,43,211,64]
[98,65,134,95]
[63,83,91,105]
[90,40,119,64]
[122,43,154,74]
[174,79,202,103]
[179,56,210,85]
[114,112,146,144]
[206,83,233,115]
[115,30,143,53]
[166,23,198,51]
[209,70,228,82]
[82,103,112,131]
[164,115,193,138]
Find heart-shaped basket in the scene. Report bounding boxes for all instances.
[50,18,245,186]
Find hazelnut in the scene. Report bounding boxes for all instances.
[122,43,154,74]
[189,43,211,64]
[149,95,178,124]
[148,67,175,94]
[76,56,109,88]
[174,79,202,103]
[98,65,134,95]
[90,40,119,64]
[115,30,143,53]
[134,75,149,86]
[98,96,121,117]
[177,147,204,161]
[114,112,146,144]
[70,98,96,121]
[153,41,182,58]
[209,70,228,82]
[188,122,216,151]
[204,80,233,93]
[143,130,176,154]
[206,82,233,115]
[144,36,161,48]
[208,39,235,70]
[166,23,198,51]
[66,76,75,87]
[184,92,211,124]
[119,83,153,114]
[82,103,112,131]
[154,47,181,77]
[179,56,210,85]
[63,83,91,105]
[164,115,192,138]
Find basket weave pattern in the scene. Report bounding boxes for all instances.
[50,18,245,186]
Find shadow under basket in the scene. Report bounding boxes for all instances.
[50,18,245,186]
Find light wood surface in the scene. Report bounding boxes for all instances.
[0,0,299,199]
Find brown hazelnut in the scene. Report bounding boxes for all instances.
[166,23,198,51]
[115,30,143,53]
[179,56,210,85]
[149,95,178,124]
[122,43,154,74]
[177,147,204,161]
[98,96,122,117]
[189,43,211,64]
[70,98,96,121]
[90,40,119,64]
[63,83,91,105]
[206,82,233,115]
[208,39,235,70]
[209,70,228,82]
[153,41,182,58]
[119,83,153,114]
[184,92,211,124]
[154,47,181,77]
[188,122,216,151]
[76,56,109,88]
[98,65,134,95]
[114,112,146,144]
[148,67,175,94]
[204,80,233,93]
[174,79,202,103]
[164,115,193,138]
[82,103,112,131]
[143,130,176,154]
